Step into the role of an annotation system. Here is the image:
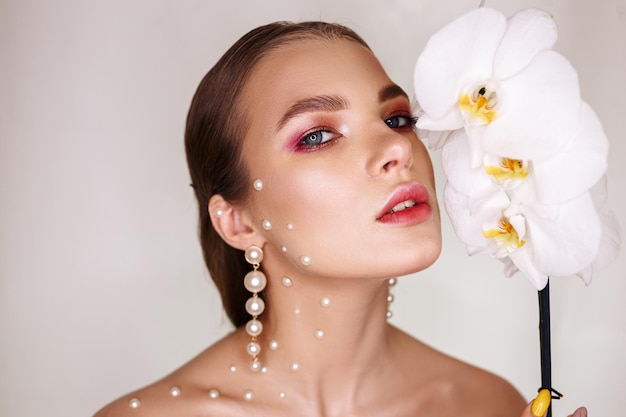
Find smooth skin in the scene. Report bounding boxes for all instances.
[95,38,585,417]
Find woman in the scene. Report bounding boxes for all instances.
[95,21,586,417]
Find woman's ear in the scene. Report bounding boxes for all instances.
[208,194,261,250]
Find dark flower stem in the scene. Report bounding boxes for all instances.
[538,280,553,417]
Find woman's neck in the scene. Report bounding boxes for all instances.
[252,244,397,403]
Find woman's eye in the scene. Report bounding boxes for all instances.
[385,115,417,129]
[298,129,336,149]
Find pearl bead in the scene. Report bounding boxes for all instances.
[300,255,311,266]
[388,277,397,286]
[290,362,300,372]
[279,391,286,399]
[244,246,263,264]
[386,310,393,319]
[169,386,181,397]
[293,308,301,315]
[286,223,294,230]
[245,319,263,337]
[246,341,261,356]
[387,294,394,303]
[244,270,267,293]
[250,360,261,372]
[209,389,220,399]
[282,277,292,287]
[229,364,237,372]
[281,246,287,252]
[244,389,254,401]
[245,297,265,316]
[261,366,268,374]
[269,340,278,350]
[314,329,325,339]
[262,219,272,230]
[128,398,140,408]
[253,179,263,191]
[215,208,224,218]
[320,297,331,308]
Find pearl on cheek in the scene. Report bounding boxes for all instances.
[262,219,272,230]
[244,389,254,401]
[253,179,263,191]
[300,255,311,266]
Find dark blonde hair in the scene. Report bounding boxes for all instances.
[185,21,369,327]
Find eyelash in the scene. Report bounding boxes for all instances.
[294,114,418,152]
[385,114,418,129]
[295,126,339,152]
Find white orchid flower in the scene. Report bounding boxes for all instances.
[444,182,603,290]
[414,7,581,166]
[441,102,608,208]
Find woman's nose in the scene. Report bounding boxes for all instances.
[364,126,414,177]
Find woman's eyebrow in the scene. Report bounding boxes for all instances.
[276,95,349,130]
[379,83,409,103]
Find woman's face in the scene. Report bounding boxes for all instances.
[239,38,441,279]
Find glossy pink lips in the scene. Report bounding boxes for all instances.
[377,183,432,225]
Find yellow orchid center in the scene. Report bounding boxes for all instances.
[485,158,529,182]
[459,86,497,123]
[483,217,525,256]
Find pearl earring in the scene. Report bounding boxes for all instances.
[387,278,397,319]
[244,245,266,372]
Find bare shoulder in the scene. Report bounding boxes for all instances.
[92,332,247,417]
[392,326,527,417]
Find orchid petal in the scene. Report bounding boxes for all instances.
[532,102,609,204]
[443,182,510,253]
[415,107,464,135]
[414,7,506,120]
[523,192,602,277]
[441,130,497,210]
[585,176,622,272]
[494,9,558,79]
[480,50,581,159]
[508,246,549,289]
[416,128,454,150]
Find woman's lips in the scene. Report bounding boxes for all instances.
[377,183,432,225]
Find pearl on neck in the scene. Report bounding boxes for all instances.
[282,277,292,287]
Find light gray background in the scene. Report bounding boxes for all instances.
[1,0,624,416]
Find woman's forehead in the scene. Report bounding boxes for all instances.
[241,38,393,119]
